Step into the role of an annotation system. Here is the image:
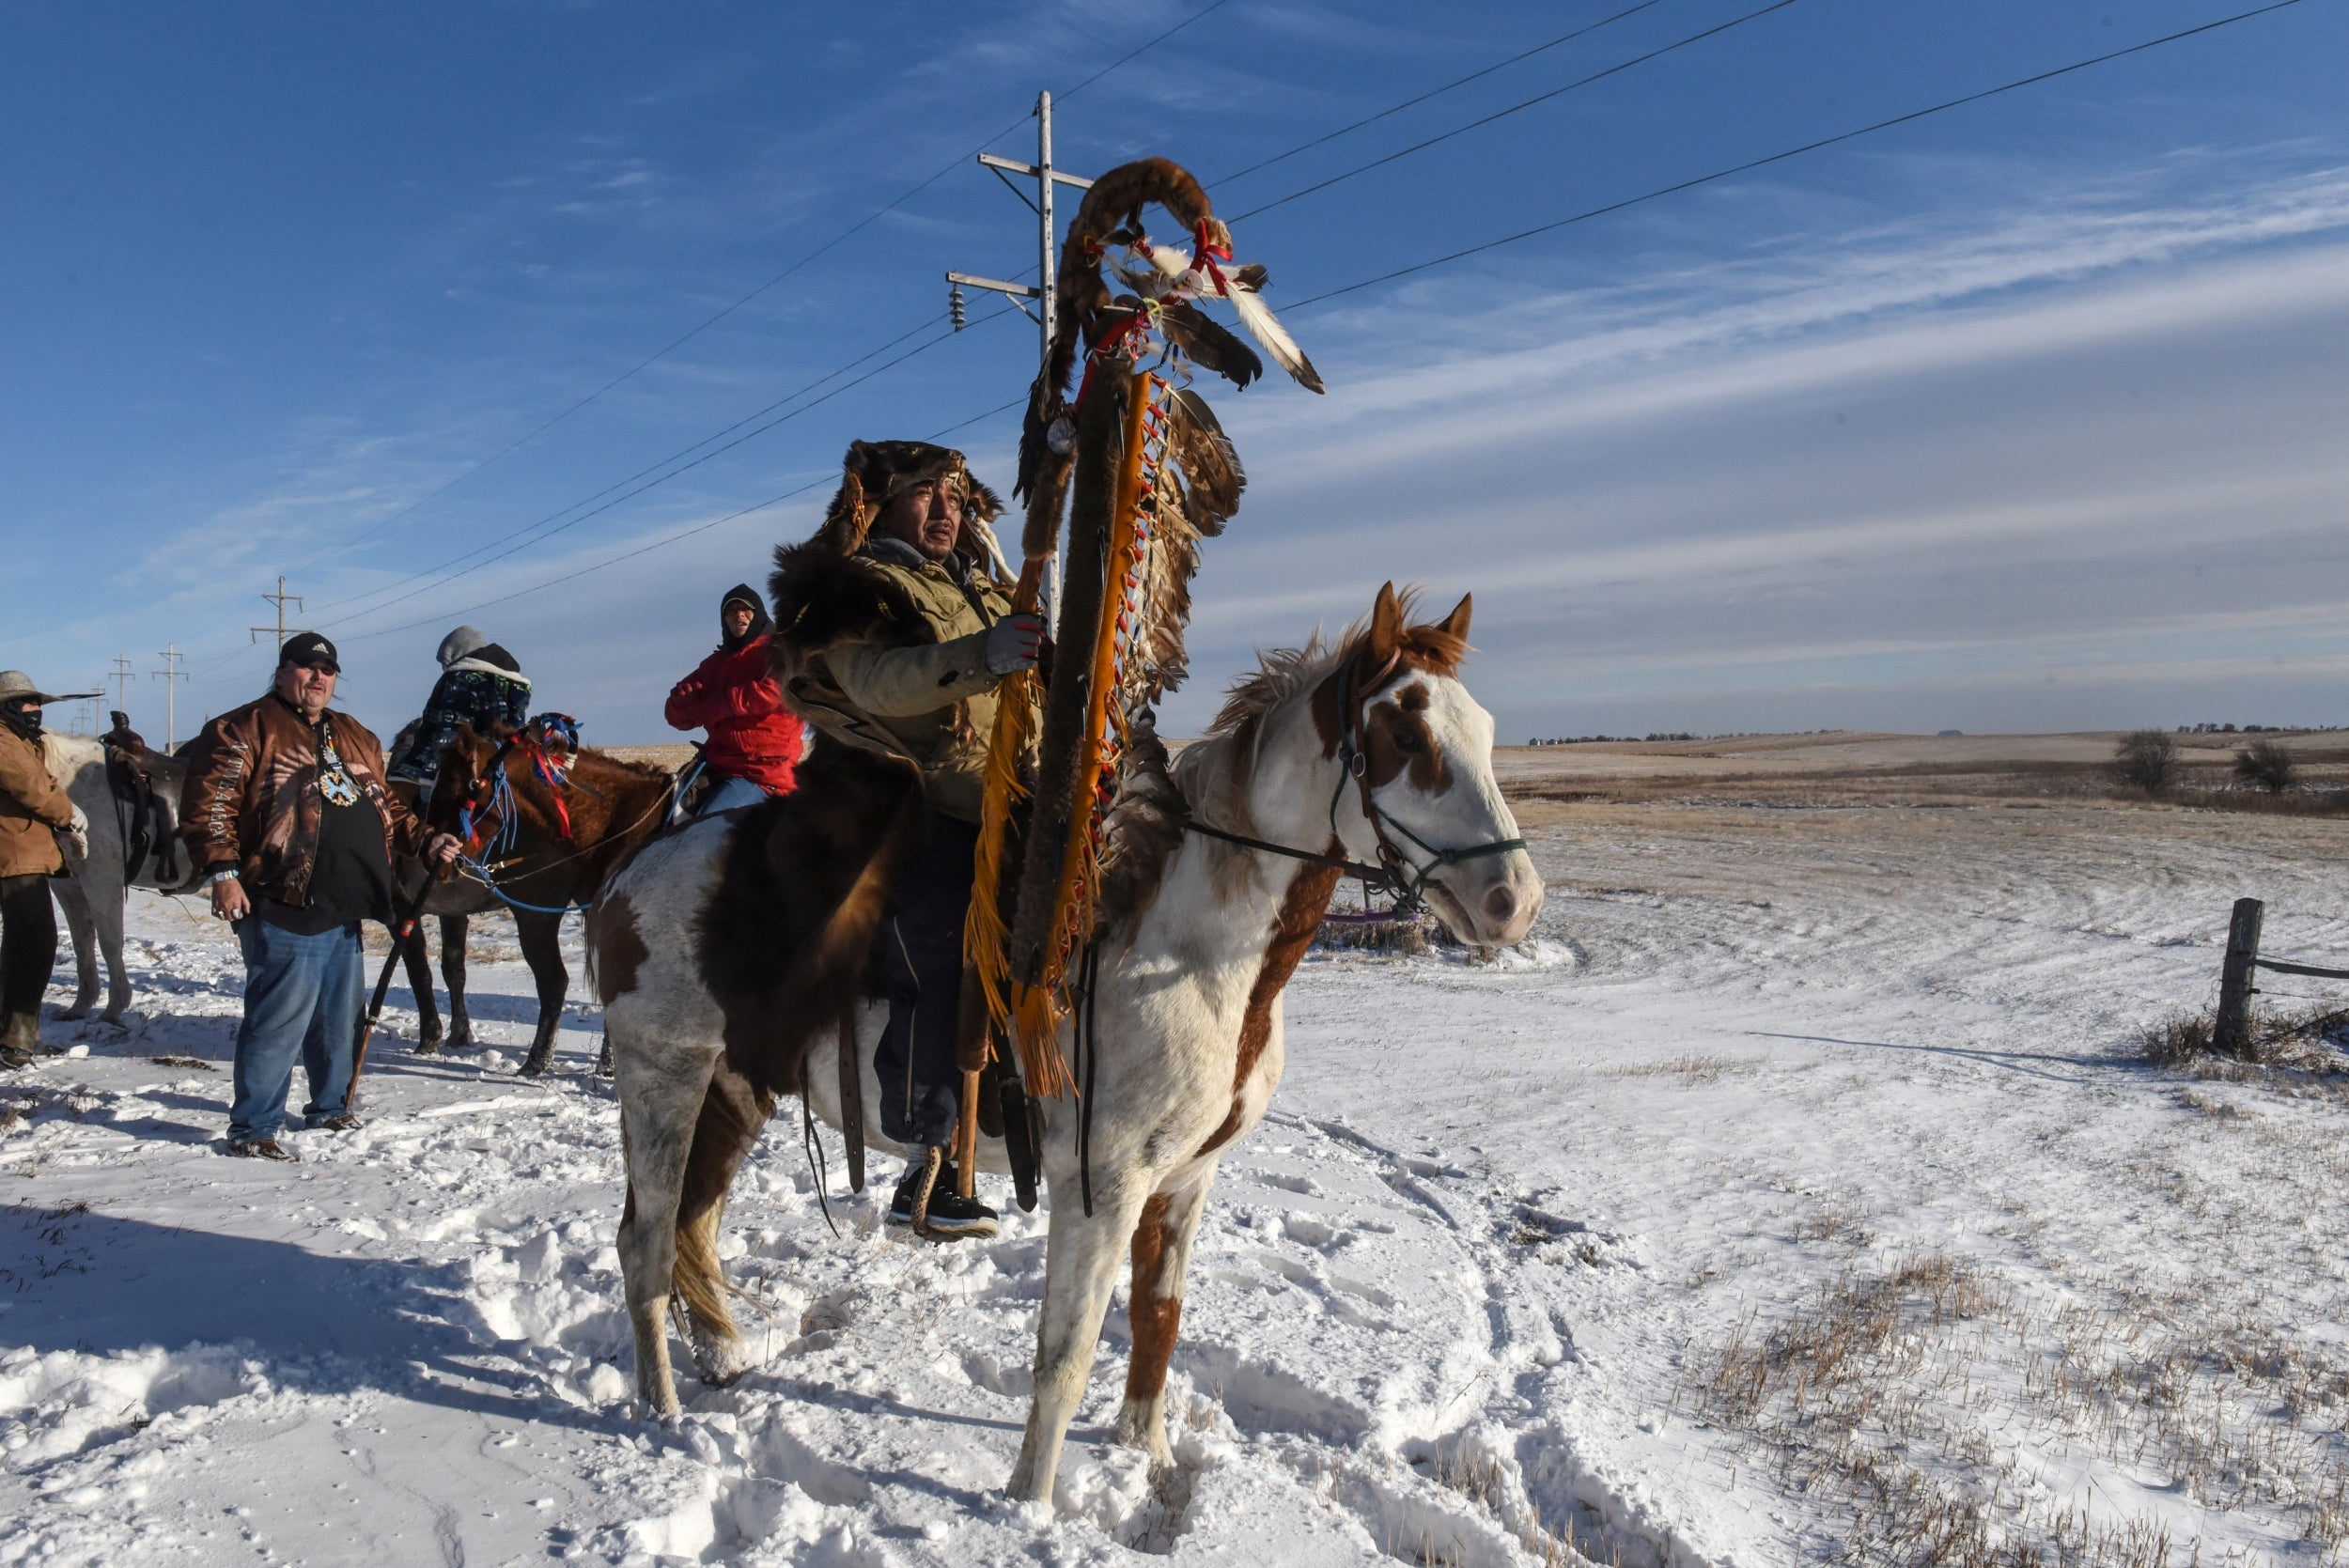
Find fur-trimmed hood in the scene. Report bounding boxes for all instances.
[767,539,952,673]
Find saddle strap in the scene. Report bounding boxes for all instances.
[835,1001,865,1193]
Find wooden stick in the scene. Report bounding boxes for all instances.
[955,1068,981,1198]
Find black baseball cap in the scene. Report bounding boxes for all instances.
[278,631,340,674]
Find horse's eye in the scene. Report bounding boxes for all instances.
[1391,725,1426,754]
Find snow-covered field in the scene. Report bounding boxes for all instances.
[5,789,2347,1566]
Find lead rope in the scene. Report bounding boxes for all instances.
[906,1143,945,1237]
[801,1092,839,1239]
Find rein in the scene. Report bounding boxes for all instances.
[1180,654,1526,914]
[440,717,677,916]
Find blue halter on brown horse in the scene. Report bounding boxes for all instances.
[395,716,677,1076]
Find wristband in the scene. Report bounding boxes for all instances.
[210,869,241,887]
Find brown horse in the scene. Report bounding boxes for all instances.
[398,723,677,1077]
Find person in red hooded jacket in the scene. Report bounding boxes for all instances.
[664,584,805,813]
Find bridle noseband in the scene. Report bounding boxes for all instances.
[1185,652,1526,914]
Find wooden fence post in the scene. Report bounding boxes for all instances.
[2214,896,2264,1055]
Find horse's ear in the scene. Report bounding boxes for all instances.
[1368,582,1403,662]
[1438,593,1472,644]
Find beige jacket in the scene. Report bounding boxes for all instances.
[782,545,1020,823]
[0,728,73,878]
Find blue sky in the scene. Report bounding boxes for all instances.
[5,0,2345,746]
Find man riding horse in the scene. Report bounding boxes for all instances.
[768,439,1044,1240]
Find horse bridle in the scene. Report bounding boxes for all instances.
[1184,651,1526,913]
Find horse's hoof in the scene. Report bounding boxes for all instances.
[518,1050,552,1079]
[412,1039,440,1058]
[595,1043,615,1078]
[60,1008,89,1022]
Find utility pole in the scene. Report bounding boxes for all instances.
[110,655,134,725]
[946,90,1095,629]
[153,644,188,753]
[250,574,304,652]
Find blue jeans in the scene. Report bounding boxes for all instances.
[699,774,776,815]
[228,920,365,1141]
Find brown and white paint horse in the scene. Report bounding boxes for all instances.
[591,585,1541,1506]
[401,725,676,1076]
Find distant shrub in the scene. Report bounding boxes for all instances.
[2110,730,2177,793]
[2234,738,2298,793]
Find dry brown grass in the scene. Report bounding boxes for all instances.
[2138,1002,2349,1097]
[1604,1052,1750,1084]
[2166,786,2349,817]
[1686,1251,2349,1563]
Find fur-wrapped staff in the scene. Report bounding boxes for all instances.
[962,156,1324,1188]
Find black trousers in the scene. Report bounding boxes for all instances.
[877,813,979,1150]
[0,873,58,1039]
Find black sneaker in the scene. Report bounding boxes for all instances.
[887,1160,999,1240]
[226,1138,299,1162]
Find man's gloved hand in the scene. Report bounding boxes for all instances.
[984,613,1047,676]
[61,806,90,862]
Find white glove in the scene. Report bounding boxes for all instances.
[62,805,90,862]
[984,613,1047,676]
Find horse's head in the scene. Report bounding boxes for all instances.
[1316,583,1543,949]
[424,723,505,841]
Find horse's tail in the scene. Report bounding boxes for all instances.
[670,1063,770,1344]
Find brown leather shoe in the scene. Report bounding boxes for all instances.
[226,1138,299,1162]
[312,1114,363,1133]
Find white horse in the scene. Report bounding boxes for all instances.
[43,735,198,1023]
[591,584,1542,1505]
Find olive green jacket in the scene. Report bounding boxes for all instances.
[780,541,1022,823]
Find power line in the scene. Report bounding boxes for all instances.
[1055,0,1236,104]
[1214,0,1672,186]
[305,313,944,619]
[1229,0,1806,224]
[341,343,1031,644]
[1284,0,2317,311]
[320,305,1019,633]
[296,0,1236,575]
[214,0,2316,675]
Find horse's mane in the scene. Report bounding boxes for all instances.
[1179,588,1463,837]
[572,746,677,787]
[1099,591,1465,935]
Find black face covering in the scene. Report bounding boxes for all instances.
[718,583,773,655]
[0,701,39,743]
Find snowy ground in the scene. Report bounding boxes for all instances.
[5,789,2348,1566]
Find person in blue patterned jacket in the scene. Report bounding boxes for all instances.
[388,626,533,803]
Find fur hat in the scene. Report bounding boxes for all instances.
[812,440,1004,565]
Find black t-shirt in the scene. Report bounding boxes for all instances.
[257,720,396,936]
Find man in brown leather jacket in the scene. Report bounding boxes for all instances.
[179,633,460,1159]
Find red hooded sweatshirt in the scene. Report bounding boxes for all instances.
[664,584,803,795]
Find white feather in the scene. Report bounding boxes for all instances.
[1139,243,1190,280]
[1222,283,1325,395]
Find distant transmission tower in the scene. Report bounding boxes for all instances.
[153,644,188,753]
[250,575,304,651]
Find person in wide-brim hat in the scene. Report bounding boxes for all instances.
[0,672,88,1067]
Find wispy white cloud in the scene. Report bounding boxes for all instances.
[1155,154,2349,737]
